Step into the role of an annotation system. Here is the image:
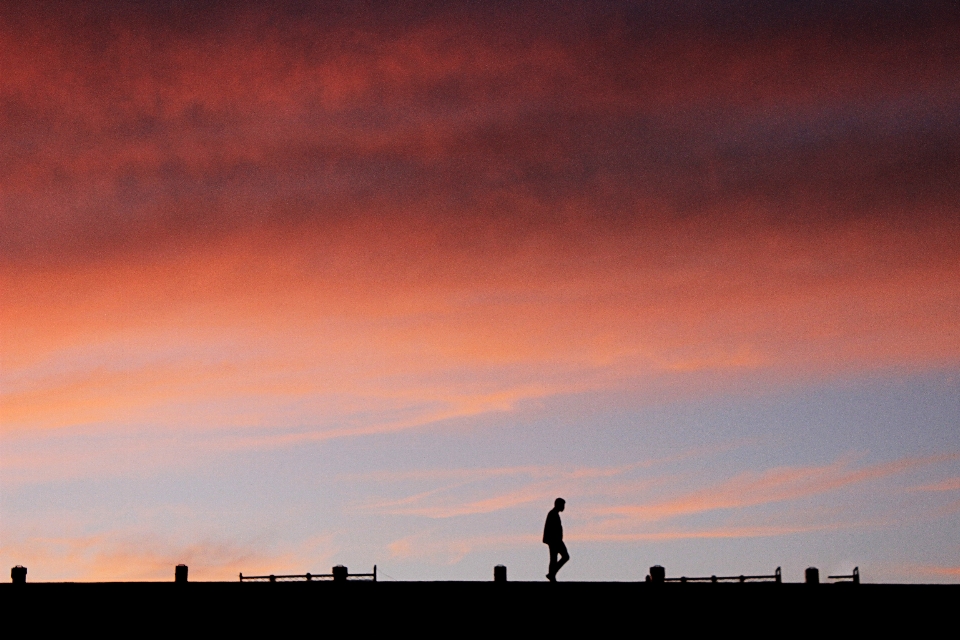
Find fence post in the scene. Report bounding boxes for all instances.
[805,567,819,584]
[852,567,859,584]
[775,567,782,583]
[11,566,26,584]
[333,565,348,582]
[649,565,665,584]
[373,565,377,582]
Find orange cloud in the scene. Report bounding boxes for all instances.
[2,2,959,453]
[4,216,958,444]
[0,531,336,582]
[917,566,960,577]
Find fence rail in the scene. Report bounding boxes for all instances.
[664,567,781,584]
[828,567,859,584]
[240,566,376,583]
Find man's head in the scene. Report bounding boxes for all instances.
[554,498,565,511]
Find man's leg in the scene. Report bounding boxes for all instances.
[547,546,559,581]
[554,542,570,575]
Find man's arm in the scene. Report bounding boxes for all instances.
[543,510,560,543]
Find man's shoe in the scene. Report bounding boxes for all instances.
[546,573,556,582]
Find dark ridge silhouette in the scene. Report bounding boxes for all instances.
[3,569,956,633]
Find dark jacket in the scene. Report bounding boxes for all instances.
[543,509,563,545]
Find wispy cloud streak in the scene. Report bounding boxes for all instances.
[597,455,958,523]
[357,453,957,527]
[909,477,960,492]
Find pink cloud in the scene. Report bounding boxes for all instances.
[917,565,960,577]
[387,533,535,565]
[597,455,958,523]
[570,523,851,542]
[356,453,956,528]
[910,477,960,492]
[384,521,863,564]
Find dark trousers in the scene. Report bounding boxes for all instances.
[547,541,569,578]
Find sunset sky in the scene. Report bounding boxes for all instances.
[2,0,959,583]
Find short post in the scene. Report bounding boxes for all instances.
[333,565,348,582]
[805,567,819,584]
[775,567,782,584]
[649,565,665,584]
[269,575,276,583]
[852,567,860,585]
[175,564,188,583]
[494,565,507,582]
[11,566,27,584]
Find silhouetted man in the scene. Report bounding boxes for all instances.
[543,497,569,581]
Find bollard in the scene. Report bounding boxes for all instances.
[11,566,27,584]
[805,567,819,584]
[333,565,348,582]
[649,565,665,584]
[494,565,507,582]
[175,564,188,583]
